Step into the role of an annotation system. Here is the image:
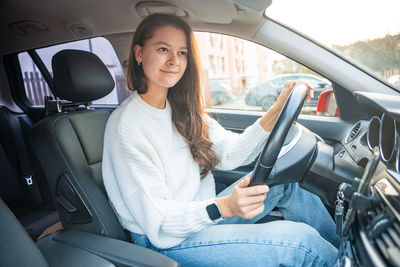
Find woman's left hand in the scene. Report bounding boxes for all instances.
[259,80,314,132]
[274,80,314,111]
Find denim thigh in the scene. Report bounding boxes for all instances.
[131,176,340,266]
[217,177,341,249]
[133,221,338,267]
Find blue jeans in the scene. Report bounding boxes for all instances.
[132,180,340,266]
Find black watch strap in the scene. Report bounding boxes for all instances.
[206,203,222,221]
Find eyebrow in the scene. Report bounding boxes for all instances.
[154,41,187,50]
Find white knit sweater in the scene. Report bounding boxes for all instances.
[102,91,269,249]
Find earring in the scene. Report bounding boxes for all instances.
[137,61,141,67]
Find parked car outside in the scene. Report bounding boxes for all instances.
[245,74,332,110]
[209,81,233,106]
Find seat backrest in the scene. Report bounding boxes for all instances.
[29,50,128,241]
[0,108,26,209]
[0,107,52,212]
[0,198,49,267]
[0,107,61,239]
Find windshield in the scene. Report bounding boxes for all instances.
[266,0,400,91]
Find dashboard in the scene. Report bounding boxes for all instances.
[335,92,400,267]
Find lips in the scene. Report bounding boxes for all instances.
[160,69,179,74]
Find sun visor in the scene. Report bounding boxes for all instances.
[135,1,237,24]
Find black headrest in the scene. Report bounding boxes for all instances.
[52,49,115,102]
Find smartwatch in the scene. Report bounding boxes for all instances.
[206,202,222,221]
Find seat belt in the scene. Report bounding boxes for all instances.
[8,113,42,206]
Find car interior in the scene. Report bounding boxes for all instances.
[1,0,399,266]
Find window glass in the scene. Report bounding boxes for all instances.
[18,37,128,106]
[266,0,400,91]
[18,33,337,116]
[18,52,53,106]
[194,32,335,116]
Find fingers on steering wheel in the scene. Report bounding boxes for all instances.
[281,80,313,104]
[295,80,314,103]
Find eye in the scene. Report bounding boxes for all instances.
[179,51,187,56]
[158,47,168,53]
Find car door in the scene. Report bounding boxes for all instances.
[208,110,354,191]
[198,32,355,191]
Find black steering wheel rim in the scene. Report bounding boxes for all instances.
[250,83,308,186]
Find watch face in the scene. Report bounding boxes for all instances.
[206,203,221,221]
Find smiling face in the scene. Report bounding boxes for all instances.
[134,25,188,93]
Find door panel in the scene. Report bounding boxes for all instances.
[209,110,353,189]
[209,111,260,189]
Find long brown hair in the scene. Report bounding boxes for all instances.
[126,13,218,178]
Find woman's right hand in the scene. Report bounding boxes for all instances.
[215,177,269,219]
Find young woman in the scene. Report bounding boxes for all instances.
[103,13,340,266]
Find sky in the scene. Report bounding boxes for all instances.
[266,0,400,46]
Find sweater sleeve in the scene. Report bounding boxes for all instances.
[206,115,270,170]
[112,126,215,249]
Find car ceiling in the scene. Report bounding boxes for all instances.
[0,0,271,56]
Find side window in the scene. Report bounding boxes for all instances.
[194,32,336,116]
[18,37,128,106]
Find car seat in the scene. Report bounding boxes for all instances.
[0,197,49,267]
[29,49,128,241]
[0,107,59,240]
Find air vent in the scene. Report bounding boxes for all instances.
[373,220,400,266]
[347,122,361,142]
[362,194,400,267]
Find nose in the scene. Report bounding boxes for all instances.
[167,53,178,66]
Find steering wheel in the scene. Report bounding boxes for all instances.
[250,83,308,186]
